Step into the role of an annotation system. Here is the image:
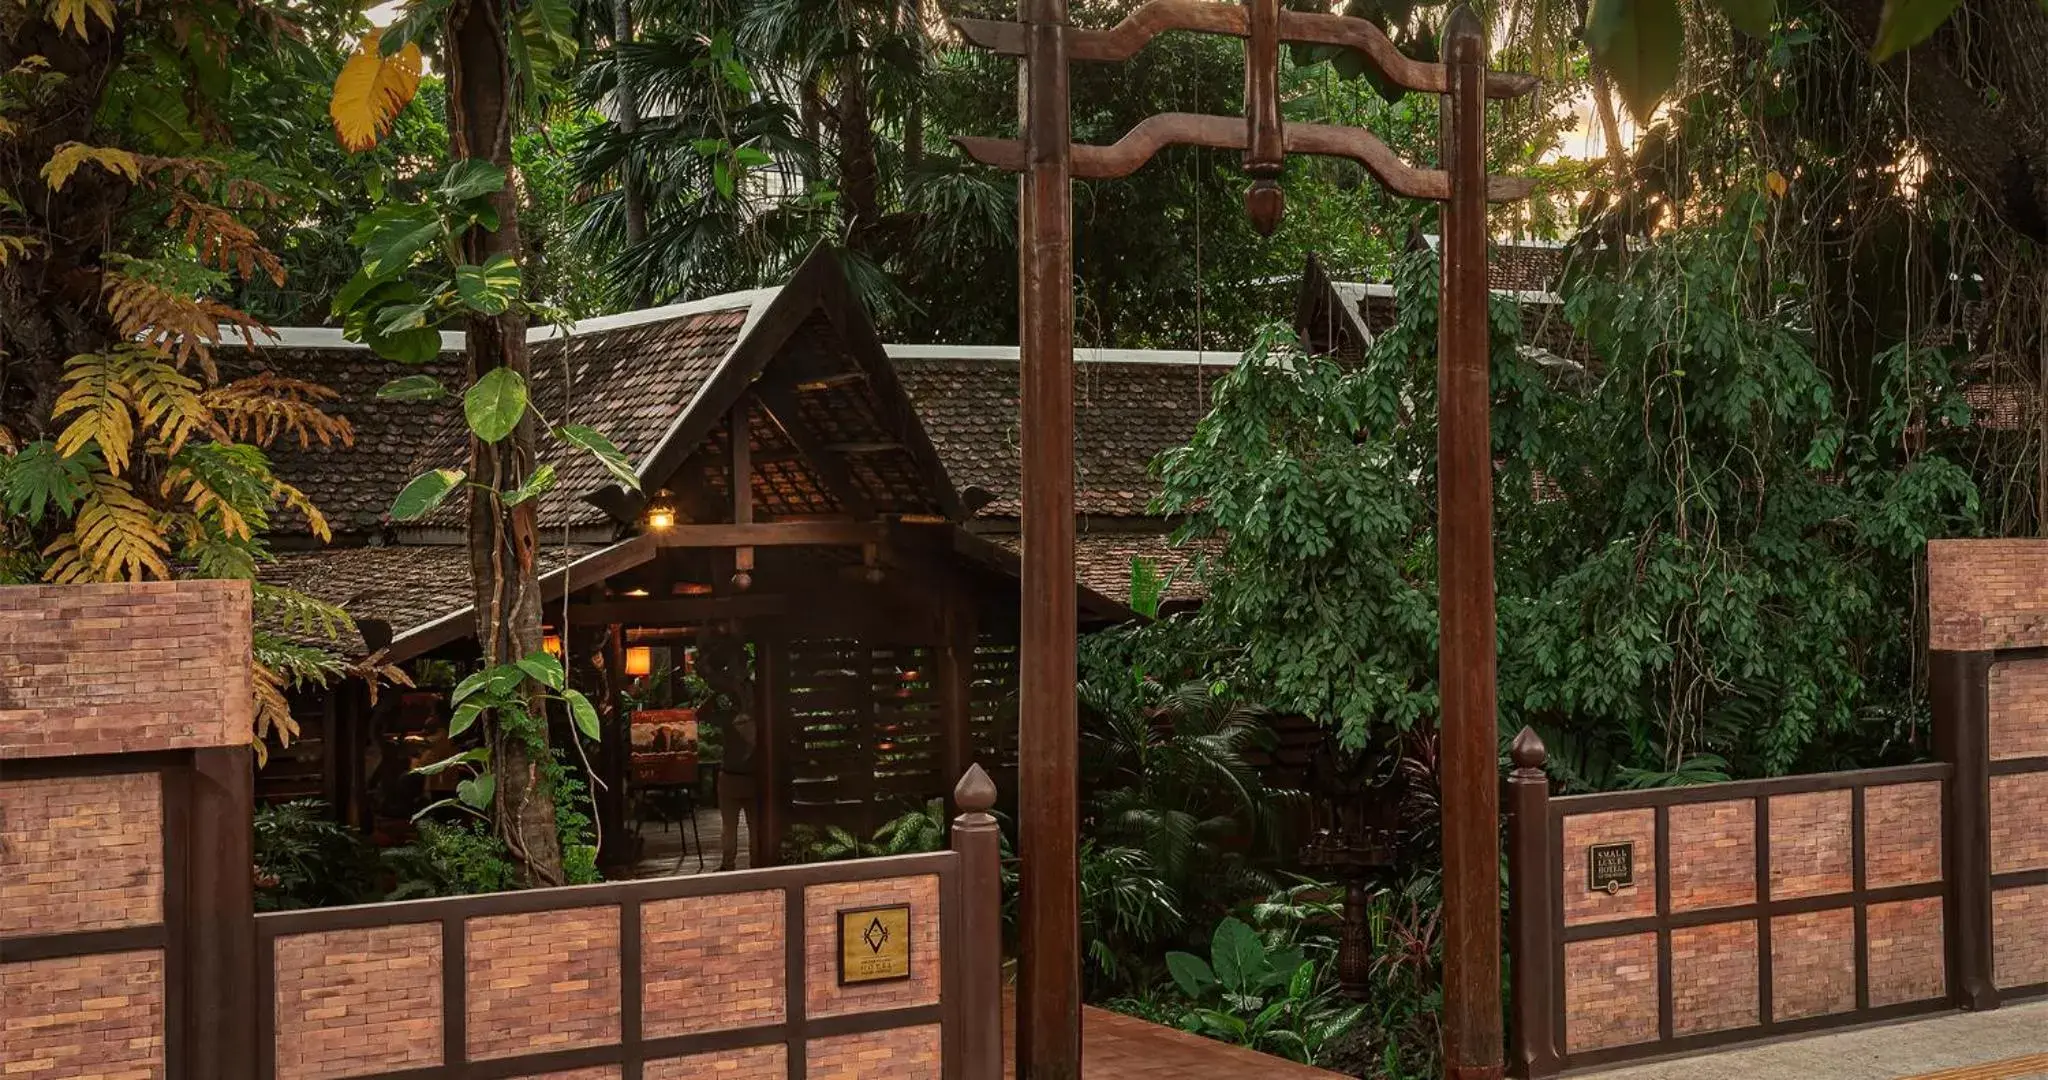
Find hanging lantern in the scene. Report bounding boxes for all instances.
[542,633,563,658]
[624,646,654,677]
[644,489,677,531]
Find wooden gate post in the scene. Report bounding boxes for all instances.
[1505,729,1559,1079]
[1932,647,1999,1011]
[952,764,1006,1080]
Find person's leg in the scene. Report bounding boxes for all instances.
[718,773,742,871]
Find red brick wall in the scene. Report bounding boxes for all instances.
[1990,774,2048,874]
[646,1045,786,1080]
[0,949,165,1080]
[271,924,442,1080]
[1667,801,1754,912]
[1669,921,1757,1036]
[807,1025,941,1080]
[1863,782,1944,888]
[1993,884,2048,989]
[1768,791,1853,899]
[0,773,163,936]
[1866,897,1946,1006]
[522,1070,622,1079]
[0,580,251,758]
[1989,659,2048,760]
[1561,810,1657,926]
[803,876,942,1021]
[643,890,785,1038]
[466,906,622,1060]
[1928,539,2048,651]
[1770,909,1855,1021]
[1563,933,1658,1053]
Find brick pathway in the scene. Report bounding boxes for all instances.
[1000,993,1348,1079]
[1583,1000,2048,1080]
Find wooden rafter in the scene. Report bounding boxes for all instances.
[752,378,880,519]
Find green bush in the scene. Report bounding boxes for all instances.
[1156,915,1363,1066]
[253,800,377,911]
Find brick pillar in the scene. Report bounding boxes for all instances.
[0,580,257,1080]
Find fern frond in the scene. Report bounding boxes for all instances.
[160,442,273,540]
[53,350,137,474]
[41,141,136,188]
[271,476,332,542]
[205,374,353,449]
[122,347,216,456]
[166,194,285,286]
[43,472,169,582]
[0,234,40,265]
[254,583,357,642]
[102,261,268,375]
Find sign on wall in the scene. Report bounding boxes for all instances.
[1588,842,1636,895]
[838,904,913,985]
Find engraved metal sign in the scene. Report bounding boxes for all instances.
[1588,842,1635,895]
[837,904,913,985]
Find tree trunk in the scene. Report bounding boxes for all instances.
[608,0,650,255]
[835,71,882,254]
[446,0,565,887]
[1590,67,1629,193]
[0,19,125,443]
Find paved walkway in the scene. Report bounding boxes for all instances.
[1585,1001,2048,1080]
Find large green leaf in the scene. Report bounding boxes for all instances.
[1209,917,1266,995]
[380,0,449,55]
[361,206,442,279]
[456,772,496,810]
[1705,0,1774,36]
[565,689,602,741]
[366,325,444,364]
[501,462,556,506]
[378,374,448,402]
[1166,951,1216,1000]
[390,468,464,521]
[555,424,639,490]
[1586,0,1684,123]
[455,253,522,315]
[465,367,528,443]
[440,159,508,203]
[515,650,565,690]
[1871,0,1962,59]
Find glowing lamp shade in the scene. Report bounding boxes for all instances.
[624,646,654,678]
[542,633,563,657]
[644,489,677,530]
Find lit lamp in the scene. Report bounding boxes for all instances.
[644,489,677,531]
[542,633,563,657]
[624,646,654,678]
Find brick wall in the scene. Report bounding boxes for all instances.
[1770,909,1856,1021]
[466,906,622,1060]
[1866,897,1946,1006]
[1989,659,2048,760]
[1929,540,2048,651]
[1993,884,2048,990]
[1669,921,1757,1036]
[1563,933,1658,1053]
[646,1045,786,1079]
[1990,774,2048,874]
[803,875,943,1020]
[1863,782,1944,888]
[0,949,165,1080]
[1667,801,1754,912]
[1561,810,1657,926]
[1768,791,1853,899]
[271,924,442,1080]
[808,1025,942,1080]
[643,890,785,1038]
[0,773,163,936]
[0,580,251,758]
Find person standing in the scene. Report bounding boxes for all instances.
[697,626,757,871]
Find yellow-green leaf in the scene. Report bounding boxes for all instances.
[41,143,140,192]
[1871,0,1962,60]
[46,0,115,40]
[330,30,423,152]
[391,468,464,521]
[465,367,528,444]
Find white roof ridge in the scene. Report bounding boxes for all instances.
[885,344,1241,366]
[1335,280,1564,305]
[222,285,783,353]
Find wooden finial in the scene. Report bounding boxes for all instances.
[954,762,998,813]
[1443,4,1486,64]
[1510,726,1547,771]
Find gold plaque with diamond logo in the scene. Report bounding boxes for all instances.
[837,904,913,985]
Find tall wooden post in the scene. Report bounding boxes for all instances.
[952,764,1006,1080]
[1437,7,1504,1078]
[1932,648,1999,1011]
[1506,728,1559,1078]
[1017,0,1080,1069]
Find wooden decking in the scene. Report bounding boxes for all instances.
[1001,991,1348,1079]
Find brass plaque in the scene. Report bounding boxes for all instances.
[838,904,913,985]
[1588,842,1636,895]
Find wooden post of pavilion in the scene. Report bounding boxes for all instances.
[1436,10,1503,1078]
[1016,0,1081,1071]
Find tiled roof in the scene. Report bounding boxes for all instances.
[985,531,1215,605]
[217,346,466,533]
[894,357,1221,519]
[405,306,753,528]
[260,542,601,651]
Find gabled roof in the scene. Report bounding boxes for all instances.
[1294,252,1589,369]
